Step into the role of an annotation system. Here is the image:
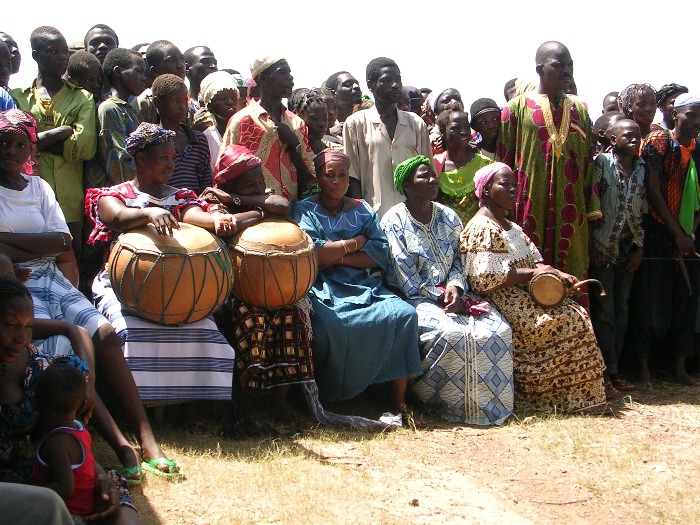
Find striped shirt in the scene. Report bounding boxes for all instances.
[168,124,212,195]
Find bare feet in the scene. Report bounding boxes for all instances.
[674,371,700,386]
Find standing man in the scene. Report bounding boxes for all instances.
[11,26,97,255]
[343,57,431,218]
[632,94,700,387]
[185,46,218,103]
[220,57,315,202]
[498,41,601,305]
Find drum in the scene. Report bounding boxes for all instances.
[228,218,318,309]
[529,272,606,308]
[107,223,233,325]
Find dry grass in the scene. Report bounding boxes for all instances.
[93,381,700,525]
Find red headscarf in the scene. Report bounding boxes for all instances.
[214,144,262,186]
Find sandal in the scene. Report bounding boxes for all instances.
[579,403,614,416]
[141,458,184,481]
[118,465,143,486]
[604,381,621,400]
[611,378,635,392]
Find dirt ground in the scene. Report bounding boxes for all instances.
[94,379,700,525]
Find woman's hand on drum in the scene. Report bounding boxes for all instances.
[442,285,463,314]
[214,214,237,237]
[144,208,179,237]
[557,271,579,289]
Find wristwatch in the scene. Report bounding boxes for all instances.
[232,195,242,206]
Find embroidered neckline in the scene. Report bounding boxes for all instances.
[539,95,572,159]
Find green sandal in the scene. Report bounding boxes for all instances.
[118,465,143,486]
[141,458,184,481]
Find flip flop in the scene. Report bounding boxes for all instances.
[141,458,184,481]
[118,465,143,486]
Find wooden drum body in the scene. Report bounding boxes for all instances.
[229,218,318,309]
[107,223,233,325]
[529,271,567,308]
[529,272,606,308]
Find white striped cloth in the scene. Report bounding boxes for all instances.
[93,271,235,400]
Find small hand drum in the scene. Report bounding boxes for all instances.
[529,271,605,308]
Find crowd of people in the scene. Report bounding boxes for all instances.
[1,22,699,523]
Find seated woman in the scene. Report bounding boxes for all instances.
[291,149,423,423]
[433,109,492,225]
[86,122,236,412]
[381,156,513,426]
[202,144,314,426]
[460,163,608,414]
[0,109,181,479]
[0,274,141,524]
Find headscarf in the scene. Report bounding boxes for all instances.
[393,155,432,195]
[469,98,500,126]
[428,88,451,113]
[474,162,509,206]
[0,109,38,143]
[199,71,239,107]
[514,78,538,97]
[214,144,262,187]
[231,73,247,89]
[313,148,350,173]
[674,93,700,109]
[249,56,285,80]
[125,122,175,155]
[656,83,688,106]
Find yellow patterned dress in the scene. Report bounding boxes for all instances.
[460,215,605,411]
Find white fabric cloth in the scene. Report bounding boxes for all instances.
[204,125,222,172]
[0,175,70,235]
[343,106,432,218]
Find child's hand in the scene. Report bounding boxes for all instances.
[84,467,119,522]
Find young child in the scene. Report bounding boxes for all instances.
[290,88,336,154]
[592,111,624,156]
[132,40,197,125]
[31,363,97,521]
[98,47,147,185]
[152,73,212,193]
[588,118,646,398]
[469,98,500,160]
[618,83,657,139]
[10,26,97,257]
[198,70,240,171]
[66,51,104,104]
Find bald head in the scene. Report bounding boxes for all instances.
[535,41,569,67]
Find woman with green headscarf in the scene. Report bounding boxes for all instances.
[382,156,514,426]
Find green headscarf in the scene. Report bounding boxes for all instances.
[394,155,432,195]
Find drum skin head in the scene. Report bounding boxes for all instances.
[529,272,566,308]
[108,223,233,325]
[229,218,318,308]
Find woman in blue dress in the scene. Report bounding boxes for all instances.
[291,149,423,423]
[381,156,513,426]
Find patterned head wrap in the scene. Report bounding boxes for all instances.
[656,83,688,106]
[313,148,351,173]
[249,57,285,80]
[0,109,38,143]
[673,93,700,109]
[474,162,509,206]
[214,144,262,187]
[125,123,175,155]
[393,155,432,195]
[199,71,239,107]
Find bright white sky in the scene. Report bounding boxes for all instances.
[4,1,695,120]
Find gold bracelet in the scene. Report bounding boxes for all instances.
[340,239,350,254]
[352,238,358,252]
